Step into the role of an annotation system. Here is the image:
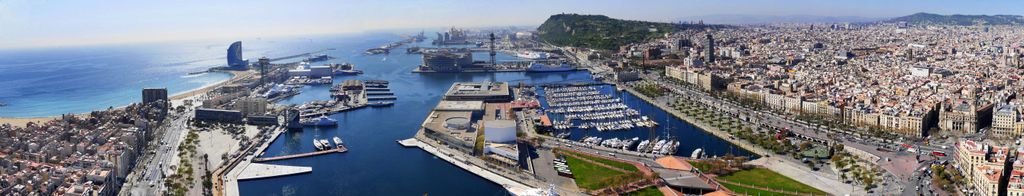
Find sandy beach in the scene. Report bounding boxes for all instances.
[0,70,253,127]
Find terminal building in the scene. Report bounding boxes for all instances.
[420,51,474,72]
[288,64,332,78]
[442,82,512,102]
[421,100,486,154]
[420,82,523,167]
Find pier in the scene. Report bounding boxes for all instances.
[268,48,334,62]
[252,146,348,163]
[236,163,312,180]
[366,95,397,100]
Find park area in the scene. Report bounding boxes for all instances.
[556,149,660,195]
[717,168,827,196]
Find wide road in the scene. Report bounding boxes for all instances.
[128,96,209,195]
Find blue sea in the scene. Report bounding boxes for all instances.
[0,31,752,195]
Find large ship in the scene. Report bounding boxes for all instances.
[332,63,364,75]
[526,62,575,72]
[303,54,334,63]
[515,51,549,60]
[300,116,338,127]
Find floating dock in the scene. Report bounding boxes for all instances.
[252,146,348,163]
[236,163,312,180]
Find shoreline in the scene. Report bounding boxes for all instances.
[0,70,250,127]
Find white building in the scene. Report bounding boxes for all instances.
[484,120,517,143]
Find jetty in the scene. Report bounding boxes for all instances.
[236,163,312,180]
[252,146,348,163]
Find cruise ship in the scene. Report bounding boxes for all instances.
[515,51,549,59]
[300,116,338,127]
[526,62,574,72]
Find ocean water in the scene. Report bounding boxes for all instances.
[0,43,234,117]
[0,31,753,195]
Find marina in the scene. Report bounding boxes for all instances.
[540,85,657,131]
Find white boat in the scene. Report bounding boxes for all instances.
[301,116,338,126]
[319,139,332,150]
[333,136,344,148]
[636,140,650,152]
[313,140,325,151]
[691,148,703,159]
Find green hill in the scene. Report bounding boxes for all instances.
[886,12,1024,26]
[537,14,679,50]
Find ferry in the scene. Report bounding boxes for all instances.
[526,62,574,72]
[333,136,344,148]
[301,116,339,127]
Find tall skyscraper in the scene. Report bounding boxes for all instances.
[705,34,715,63]
[227,41,249,70]
[258,57,270,85]
[142,88,168,105]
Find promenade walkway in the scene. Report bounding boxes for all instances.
[621,86,862,195]
[236,163,312,180]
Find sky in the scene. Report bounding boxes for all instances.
[1,0,1022,49]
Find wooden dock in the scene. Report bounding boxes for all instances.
[252,146,348,162]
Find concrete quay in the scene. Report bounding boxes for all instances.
[236,163,312,180]
[222,127,288,196]
[398,137,545,194]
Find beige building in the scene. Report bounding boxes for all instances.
[939,99,994,134]
[234,97,268,116]
[992,103,1024,138]
[955,139,1019,196]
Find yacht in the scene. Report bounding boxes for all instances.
[319,139,332,150]
[333,136,344,148]
[313,140,325,151]
[691,148,704,159]
[301,116,338,127]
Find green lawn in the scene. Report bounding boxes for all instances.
[721,183,796,196]
[718,168,826,195]
[564,155,627,190]
[624,186,663,196]
[561,151,639,172]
